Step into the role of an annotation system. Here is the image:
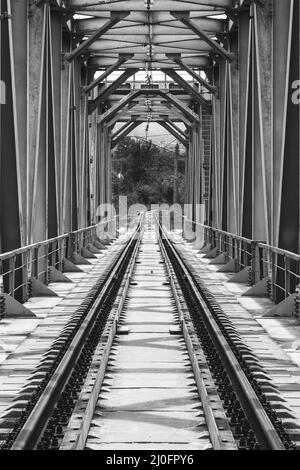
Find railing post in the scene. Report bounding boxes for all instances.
[284,255,291,299]
[217,231,221,254]
[236,239,240,269]
[221,233,225,255]
[32,245,39,280]
[21,251,29,303]
[296,261,300,318]
[82,231,87,249]
[77,233,81,252]
[251,241,260,286]
[211,229,216,249]
[68,233,75,262]
[114,216,118,237]
[90,228,94,246]
[57,239,64,272]
[183,216,187,239]
[50,241,56,268]
[0,261,4,320]
[270,250,276,302]
[43,244,49,285]
[251,241,267,286]
[0,261,3,295]
[229,235,234,260]
[8,255,16,298]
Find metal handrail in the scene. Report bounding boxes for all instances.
[257,242,300,262]
[157,209,300,312]
[0,234,69,262]
[0,219,118,308]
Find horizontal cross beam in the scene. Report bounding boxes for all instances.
[98,88,200,125]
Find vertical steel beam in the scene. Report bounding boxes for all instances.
[7,0,27,246]
[29,3,48,243]
[273,0,295,248]
[47,6,58,239]
[212,60,227,230]
[49,8,63,235]
[106,126,112,207]
[251,1,272,243]
[227,33,239,235]
[238,9,253,239]
[278,0,300,253]
[0,0,21,254]
[62,35,73,233]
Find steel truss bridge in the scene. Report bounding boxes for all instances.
[1,0,300,452]
[2,0,299,252]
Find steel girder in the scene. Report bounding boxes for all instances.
[157,121,188,148]
[84,53,134,94]
[7,0,300,257]
[170,11,234,63]
[166,54,217,95]
[89,68,139,113]
[111,121,141,149]
[97,88,200,125]
[210,0,300,253]
[163,68,211,109]
[70,1,230,69]
[0,1,93,248]
[65,11,130,62]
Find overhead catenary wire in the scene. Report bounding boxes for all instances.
[130,135,182,154]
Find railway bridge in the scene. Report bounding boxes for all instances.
[1,0,300,451]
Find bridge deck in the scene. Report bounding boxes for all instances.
[84,225,211,450]
[1,221,300,449]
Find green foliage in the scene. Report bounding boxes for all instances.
[112,138,185,208]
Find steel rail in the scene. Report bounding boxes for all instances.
[155,215,286,450]
[59,220,144,450]
[156,222,237,450]
[9,217,144,450]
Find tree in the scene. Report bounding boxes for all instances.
[112,137,186,208]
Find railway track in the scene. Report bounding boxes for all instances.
[0,213,296,450]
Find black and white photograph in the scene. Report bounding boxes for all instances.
[0,0,299,457]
